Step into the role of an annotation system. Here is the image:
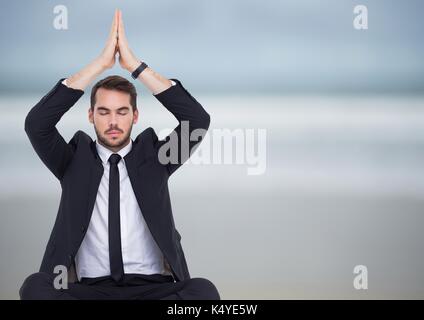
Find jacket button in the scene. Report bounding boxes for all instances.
[81,226,86,233]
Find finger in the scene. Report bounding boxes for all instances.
[105,35,118,54]
[106,10,119,49]
[109,9,118,39]
[118,10,127,41]
[114,9,119,37]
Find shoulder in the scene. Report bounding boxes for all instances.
[68,130,93,149]
[135,126,159,144]
[131,127,163,158]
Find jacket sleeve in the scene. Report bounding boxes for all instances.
[152,78,210,176]
[24,78,85,180]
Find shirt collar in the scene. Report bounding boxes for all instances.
[95,139,133,165]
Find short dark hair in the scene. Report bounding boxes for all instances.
[90,75,137,111]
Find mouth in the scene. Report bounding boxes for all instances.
[107,130,122,136]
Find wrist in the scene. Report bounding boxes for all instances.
[126,59,142,73]
[94,57,111,72]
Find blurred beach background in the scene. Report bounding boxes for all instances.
[0,0,423,299]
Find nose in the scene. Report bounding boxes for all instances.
[109,113,118,126]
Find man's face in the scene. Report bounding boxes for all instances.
[89,88,138,150]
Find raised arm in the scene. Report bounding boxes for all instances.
[24,10,120,180]
[116,10,172,94]
[66,10,119,90]
[116,10,210,176]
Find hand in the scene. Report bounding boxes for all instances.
[117,10,141,72]
[97,9,119,70]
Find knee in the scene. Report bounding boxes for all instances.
[185,277,221,300]
[19,272,52,300]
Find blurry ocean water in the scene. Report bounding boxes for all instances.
[1,93,423,299]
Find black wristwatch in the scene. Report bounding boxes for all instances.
[131,62,149,79]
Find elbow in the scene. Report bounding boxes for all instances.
[198,111,211,131]
[202,112,211,130]
[24,113,34,135]
[24,109,39,136]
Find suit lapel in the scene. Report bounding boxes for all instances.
[85,141,104,226]
[124,131,162,245]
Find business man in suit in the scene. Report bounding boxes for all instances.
[19,10,220,300]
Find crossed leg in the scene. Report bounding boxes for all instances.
[19,272,220,300]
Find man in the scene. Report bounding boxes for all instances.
[19,10,219,300]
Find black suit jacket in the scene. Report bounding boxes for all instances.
[24,77,210,282]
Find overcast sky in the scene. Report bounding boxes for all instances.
[1,0,423,94]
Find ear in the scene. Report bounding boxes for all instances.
[88,107,94,124]
[133,109,139,124]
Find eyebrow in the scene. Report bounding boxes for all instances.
[96,106,130,112]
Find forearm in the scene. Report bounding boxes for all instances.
[153,78,210,129]
[152,78,210,176]
[116,9,172,95]
[123,58,172,95]
[25,79,84,133]
[65,59,107,91]
[24,80,84,180]
[136,66,173,95]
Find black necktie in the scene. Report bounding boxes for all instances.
[108,153,124,283]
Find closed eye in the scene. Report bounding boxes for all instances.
[98,111,128,116]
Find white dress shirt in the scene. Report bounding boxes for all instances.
[66,77,176,281]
